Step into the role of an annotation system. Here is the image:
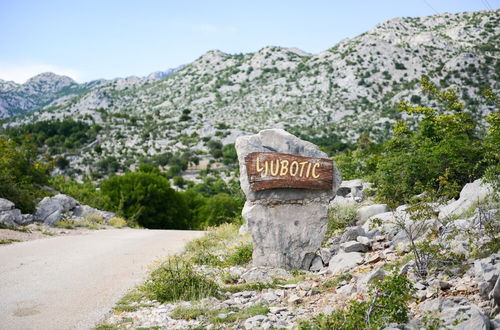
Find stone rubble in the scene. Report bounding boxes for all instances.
[102,178,499,329]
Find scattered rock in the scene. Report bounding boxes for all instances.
[287,294,301,305]
[328,252,363,275]
[340,226,365,243]
[357,204,388,224]
[34,194,79,225]
[418,298,490,330]
[340,240,368,253]
[439,179,493,219]
[309,255,324,272]
[0,198,23,227]
[240,267,290,283]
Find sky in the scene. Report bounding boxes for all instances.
[0,0,498,83]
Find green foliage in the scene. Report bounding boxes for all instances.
[183,223,252,267]
[144,255,220,302]
[108,216,127,228]
[225,242,253,266]
[0,137,50,212]
[222,143,238,165]
[6,119,101,154]
[325,204,359,238]
[299,275,414,330]
[50,175,110,211]
[196,193,242,228]
[334,78,498,206]
[100,171,189,229]
[321,273,353,290]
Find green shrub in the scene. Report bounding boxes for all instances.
[326,204,359,237]
[0,137,50,213]
[298,275,414,330]
[100,171,189,229]
[50,176,111,211]
[184,223,252,267]
[108,217,127,228]
[225,242,253,266]
[144,256,220,302]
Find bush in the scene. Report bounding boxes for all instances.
[197,193,243,228]
[0,137,50,212]
[100,171,189,229]
[144,256,220,302]
[299,275,414,329]
[50,176,110,211]
[326,204,359,237]
[334,78,498,206]
[108,217,127,228]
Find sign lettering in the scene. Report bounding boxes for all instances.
[245,152,334,191]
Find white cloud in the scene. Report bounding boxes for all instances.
[0,62,82,83]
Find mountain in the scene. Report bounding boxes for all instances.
[0,73,91,118]
[4,9,499,176]
[0,67,183,119]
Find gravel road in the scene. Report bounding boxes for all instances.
[0,228,205,330]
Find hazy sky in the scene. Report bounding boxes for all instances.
[0,0,497,83]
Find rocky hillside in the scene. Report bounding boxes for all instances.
[4,10,499,176]
[99,178,500,329]
[0,68,183,119]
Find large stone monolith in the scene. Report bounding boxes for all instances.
[236,129,341,269]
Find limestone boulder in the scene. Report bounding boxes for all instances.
[439,179,493,219]
[328,252,363,275]
[0,198,23,227]
[236,129,341,269]
[34,194,79,225]
[243,200,329,269]
[357,204,388,224]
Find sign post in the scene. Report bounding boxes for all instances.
[236,129,341,270]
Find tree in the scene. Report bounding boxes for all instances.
[371,77,489,205]
[0,137,50,212]
[100,172,189,229]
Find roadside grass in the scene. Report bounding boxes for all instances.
[144,255,221,302]
[108,217,127,228]
[183,223,253,267]
[42,231,56,236]
[171,303,269,324]
[55,214,107,230]
[0,238,21,244]
[0,222,31,233]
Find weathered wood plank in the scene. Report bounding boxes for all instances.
[245,152,334,191]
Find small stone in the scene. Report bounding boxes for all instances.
[309,255,324,272]
[269,306,287,314]
[287,294,301,305]
[340,241,368,253]
[438,281,452,290]
[356,236,372,246]
[414,282,426,290]
[262,292,278,302]
[328,252,363,275]
[278,284,297,289]
[365,252,383,264]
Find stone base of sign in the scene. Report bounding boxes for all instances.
[243,198,329,269]
[236,129,341,269]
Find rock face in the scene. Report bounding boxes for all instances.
[439,179,492,219]
[34,194,79,225]
[236,129,341,269]
[0,198,23,226]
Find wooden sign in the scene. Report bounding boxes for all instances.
[245,152,334,191]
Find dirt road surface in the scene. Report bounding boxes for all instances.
[0,228,204,330]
